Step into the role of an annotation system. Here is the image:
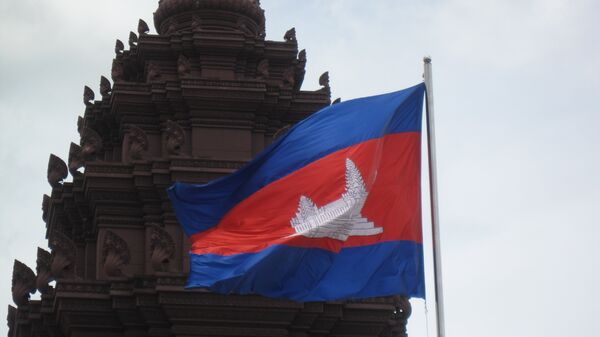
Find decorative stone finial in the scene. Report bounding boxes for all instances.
[165,120,185,155]
[47,154,68,188]
[319,71,330,88]
[332,98,342,105]
[138,19,150,35]
[102,231,130,277]
[49,231,76,279]
[80,127,103,160]
[150,224,175,272]
[68,142,84,177]
[127,126,149,160]
[83,86,95,106]
[284,27,296,42]
[100,76,112,96]
[36,248,53,294]
[129,31,138,47]
[115,39,125,55]
[77,116,84,134]
[11,260,36,307]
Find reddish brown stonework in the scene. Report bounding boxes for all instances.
[8,1,411,336]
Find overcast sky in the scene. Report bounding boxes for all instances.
[1,0,599,336]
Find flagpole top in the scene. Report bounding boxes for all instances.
[423,56,432,64]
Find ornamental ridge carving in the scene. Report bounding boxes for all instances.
[138,19,150,35]
[49,231,76,279]
[332,97,342,105]
[127,125,149,160]
[102,230,130,277]
[284,27,296,42]
[68,142,84,177]
[47,154,68,188]
[100,76,112,96]
[177,55,192,78]
[115,39,125,55]
[129,31,138,47]
[294,49,307,91]
[12,260,36,306]
[36,248,53,294]
[80,127,103,160]
[83,86,95,106]
[150,224,175,272]
[7,306,16,336]
[165,120,185,155]
[42,194,50,222]
[319,71,330,88]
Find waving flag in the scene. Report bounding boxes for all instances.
[168,83,426,301]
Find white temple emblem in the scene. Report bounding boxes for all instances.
[290,159,383,241]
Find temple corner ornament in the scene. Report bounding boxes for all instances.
[290,158,383,241]
[102,230,131,277]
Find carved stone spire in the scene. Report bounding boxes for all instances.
[47,154,68,188]
[127,126,149,160]
[36,248,53,294]
[11,260,36,307]
[165,120,185,155]
[150,225,175,272]
[115,39,125,55]
[49,231,76,279]
[102,231,130,277]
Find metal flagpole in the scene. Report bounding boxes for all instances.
[423,56,446,337]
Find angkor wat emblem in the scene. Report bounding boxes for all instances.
[290,159,383,241]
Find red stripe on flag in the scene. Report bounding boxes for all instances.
[190,132,422,256]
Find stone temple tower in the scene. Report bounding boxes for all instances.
[8,1,412,336]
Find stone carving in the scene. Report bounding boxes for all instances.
[83,86,95,106]
[284,27,296,42]
[11,260,36,306]
[47,154,68,188]
[165,120,185,155]
[319,71,330,88]
[294,49,307,91]
[332,97,342,105]
[256,59,269,79]
[177,55,192,77]
[115,39,124,54]
[7,306,16,337]
[138,19,150,35]
[77,116,84,134]
[191,15,202,30]
[111,60,124,81]
[147,62,161,81]
[165,23,178,35]
[281,67,295,88]
[36,248,53,294]
[387,296,412,337]
[102,230,130,277]
[68,142,84,176]
[127,126,148,160]
[129,31,138,47]
[49,231,76,279]
[80,127,103,160]
[150,225,175,272]
[100,76,112,96]
[290,159,382,241]
[42,194,50,222]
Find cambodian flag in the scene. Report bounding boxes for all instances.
[168,83,426,301]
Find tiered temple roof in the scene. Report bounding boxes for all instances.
[8,1,411,336]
